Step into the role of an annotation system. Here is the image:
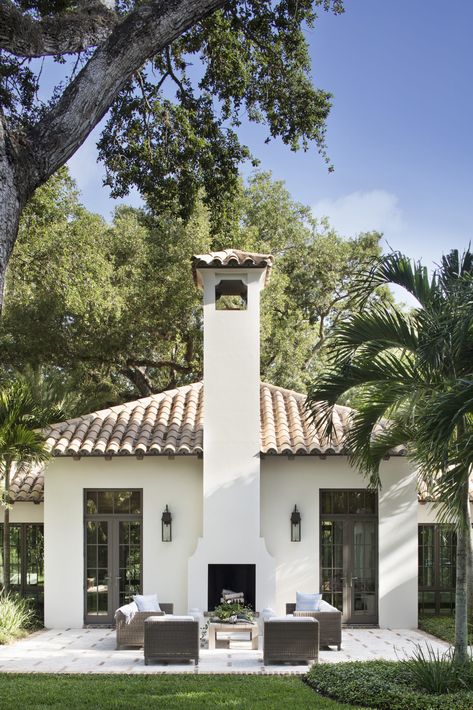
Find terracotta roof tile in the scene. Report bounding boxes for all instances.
[192,250,273,288]
[11,381,408,502]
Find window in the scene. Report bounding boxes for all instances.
[320,490,377,516]
[0,523,44,613]
[418,524,456,616]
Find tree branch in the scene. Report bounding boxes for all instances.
[20,0,228,194]
[0,0,118,58]
[120,366,154,397]
[126,357,194,374]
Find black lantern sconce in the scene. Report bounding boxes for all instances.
[291,505,301,542]
[161,505,172,542]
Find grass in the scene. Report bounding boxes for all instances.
[419,615,473,645]
[0,674,359,710]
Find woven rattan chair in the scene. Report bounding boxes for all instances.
[115,603,173,649]
[263,617,319,665]
[144,616,199,665]
[286,600,342,650]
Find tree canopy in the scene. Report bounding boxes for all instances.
[0,0,343,304]
[0,167,387,404]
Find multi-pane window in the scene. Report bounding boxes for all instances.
[0,523,44,612]
[418,524,456,615]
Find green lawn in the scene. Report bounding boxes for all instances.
[0,674,360,710]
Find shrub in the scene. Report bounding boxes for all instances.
[305,660,473,710]
[400,643,473,694]
[0,593,35,644]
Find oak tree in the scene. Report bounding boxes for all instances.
[1,168,387,401]
[0,0,343,307]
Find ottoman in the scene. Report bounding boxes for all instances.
[144,615,199,665]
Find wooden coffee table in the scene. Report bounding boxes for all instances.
[208,621,259,650]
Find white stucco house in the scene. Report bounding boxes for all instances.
[4,250,456,629]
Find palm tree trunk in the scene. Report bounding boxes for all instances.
[2,460,11,595]
[454,474,470,662]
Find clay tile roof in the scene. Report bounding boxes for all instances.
[9,465,44,504]
[418,476,473,503]
[11,381,410,502]
[192,250,274,288]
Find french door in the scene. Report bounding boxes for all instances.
[84,490,142,625]
[320,490,378,625]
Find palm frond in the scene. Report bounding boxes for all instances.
[352,252,437,308]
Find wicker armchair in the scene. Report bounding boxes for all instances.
[115,603,173,649]
[263,617,319,665]
[286,600,342,650]
[144,617,199,665]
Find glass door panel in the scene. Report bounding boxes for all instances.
[118,521,142,609]
[320,520,344,612]
[351,520,377,622]
[86,520,110,623]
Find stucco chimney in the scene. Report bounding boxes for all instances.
[188,250,276,612]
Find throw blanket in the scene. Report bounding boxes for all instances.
[115,601,138,624]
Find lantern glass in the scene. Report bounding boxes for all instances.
[290,505,301,542]
[161,505,172,542]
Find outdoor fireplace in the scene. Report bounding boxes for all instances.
[208,564,256,611]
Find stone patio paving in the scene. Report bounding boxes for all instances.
[0,627,450,675]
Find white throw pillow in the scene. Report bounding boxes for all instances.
[133,594,161,612]
[295,592,322,612]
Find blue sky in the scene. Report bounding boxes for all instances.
[60,0,473,267]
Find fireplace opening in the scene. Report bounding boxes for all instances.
[208,564,256,611]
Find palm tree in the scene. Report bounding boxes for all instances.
[0,372,69,594]
[306,249,473,661]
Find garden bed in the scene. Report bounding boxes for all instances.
[306,660,473,710]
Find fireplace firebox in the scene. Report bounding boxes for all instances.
[207,564,256,611]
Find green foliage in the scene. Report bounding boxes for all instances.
[211,601,255,622]
[307,249,473,490]
[0,593,35,644]
[399,644,473,695]
[419,616,473,646]
[3,1,344,223]
[0,674,352,709]
[2,168,387,401]
[307,248,473,658]
[0,378,54,477]
[305,660,473,709]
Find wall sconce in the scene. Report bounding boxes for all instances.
[161,504,172,542]
[291,505,301,542]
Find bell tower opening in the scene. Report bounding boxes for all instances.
[215,279,248,310]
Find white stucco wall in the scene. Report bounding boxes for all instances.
[418,501,473,523]
[44,456,202,628]
[261,455,418,628]
[10,502,44,523]
[378,459,418,628]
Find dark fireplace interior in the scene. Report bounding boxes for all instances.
[208,564,256,611]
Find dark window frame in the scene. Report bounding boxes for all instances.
[0,522,44,611]
[418,523,456,616]
[83,488,143,625]
[320,489,378,624]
